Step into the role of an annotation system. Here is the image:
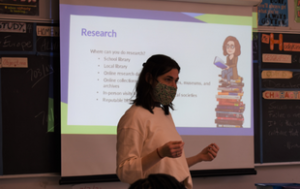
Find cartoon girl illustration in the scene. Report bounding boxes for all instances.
[221,36,241,83]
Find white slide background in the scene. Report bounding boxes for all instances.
[67,15,252,128]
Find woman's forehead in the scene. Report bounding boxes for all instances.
[160,68,179,78]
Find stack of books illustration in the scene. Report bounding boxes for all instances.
[214,56,245,128]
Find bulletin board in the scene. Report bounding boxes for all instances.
[255,32,300,163]
[0,22,60,175]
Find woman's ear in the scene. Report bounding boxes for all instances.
[145,72,153,85]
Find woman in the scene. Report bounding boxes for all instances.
[221,36,241,83]
[116,54,219,189]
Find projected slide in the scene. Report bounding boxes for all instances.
[61,6,253,135]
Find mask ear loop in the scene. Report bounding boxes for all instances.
[162,105,170,115]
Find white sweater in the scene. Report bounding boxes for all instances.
[116,105,193,189]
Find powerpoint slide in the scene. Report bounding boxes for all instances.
[62,6,253,135]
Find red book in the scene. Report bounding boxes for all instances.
[218,101,244,106]
[217,98,240,103]
[215,108,245,113]
[217,124,243,128]
[216,112,244,118]
[215,119,244,125]
[217,105,245,110]
[216,117,244,121]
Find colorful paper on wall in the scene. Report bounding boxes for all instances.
[258,0,288,27]
[0,0,39,15]
[263,91,300,100]
[295,0,300,23]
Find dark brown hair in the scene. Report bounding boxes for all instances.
[222,36,241,56]
[132,54,180,115]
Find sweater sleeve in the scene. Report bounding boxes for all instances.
[227,56,238,68]
[116,127,145,184]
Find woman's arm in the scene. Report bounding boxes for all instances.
[117,127,184,183]
[186,143,219,167]
[117,128,145,184]
[142,141,184,172]
[227,56,238,68]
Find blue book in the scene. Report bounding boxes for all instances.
[214,56,228,69]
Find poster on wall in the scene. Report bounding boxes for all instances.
[295,0,300,23]
[0,0,39,15]
[258,0,288,27]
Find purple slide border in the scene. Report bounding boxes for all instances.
[177,127,253,136]
[60,4,253,136]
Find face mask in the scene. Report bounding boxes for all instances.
[154,82,177,105]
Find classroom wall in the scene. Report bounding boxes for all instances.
[1,0,300,188]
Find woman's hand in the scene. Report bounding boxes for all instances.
[198,143,220,162]
[158,141,184,158]
[141,141,184,172]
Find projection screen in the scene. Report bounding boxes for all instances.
[60,0,255,181]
